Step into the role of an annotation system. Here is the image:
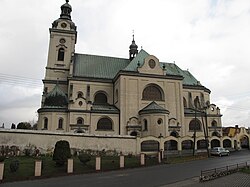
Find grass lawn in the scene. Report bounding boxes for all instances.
[241,167,250,174]
[1,154,208,182]
[2,155,143,182]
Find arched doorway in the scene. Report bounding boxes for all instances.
[211,139,220,148]
[182,140,193,150]
[164,140,178,150]
[223,139,232,148]
[240,136,249,148]
[197,140,207,149]
[141,140,159,152]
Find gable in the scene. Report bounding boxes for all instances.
[138,55,165,75]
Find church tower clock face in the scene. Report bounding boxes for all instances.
[149,59,156,69]
[61,22,67,28]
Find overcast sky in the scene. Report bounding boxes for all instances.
[0,0,250,128]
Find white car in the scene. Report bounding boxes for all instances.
[210,147,230,156]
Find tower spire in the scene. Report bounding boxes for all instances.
[129,32,138,61]
[60,0,72,20]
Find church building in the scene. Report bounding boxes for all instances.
[37,0,223,146]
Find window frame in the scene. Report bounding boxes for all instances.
[96,117,113,131]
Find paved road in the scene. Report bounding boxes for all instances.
[2,150,250,187]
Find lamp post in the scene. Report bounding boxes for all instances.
[200,106,210,157]
[193,107,197,156]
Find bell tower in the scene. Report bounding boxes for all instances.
[129,34,138,61]
[43,0,77,101]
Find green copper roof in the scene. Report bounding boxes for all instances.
[92,104,119,113]
[44,84,68,107]
[73,50,202,86]
[139,101,169,115]
[74,53,129,79]
[162,63,201,86]
[124,49,149,71]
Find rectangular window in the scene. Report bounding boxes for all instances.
[69,84,73,97]
[87,85,90,97]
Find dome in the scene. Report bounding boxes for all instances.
[60,0,72,20]
[61,1,72,10]
[129,35,138,49]
[130,41,138,49]
[44,84,68,107]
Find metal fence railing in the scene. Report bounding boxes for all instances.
[200,162,249,182]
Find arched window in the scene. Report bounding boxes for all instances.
[189,119,201,131]
[211,120,217,127]
[142,84,164,101]
[57,48,65,61]
[144,119,148,131]
[77,92,83,98]
[58,118,63,129]
[170,131,179,138]
[183,97,187,108]
[94,92,108,104]
[77,118,84,125]
[212,131,220,137]
[130,131,138,136]
[44,118,48,129]
[194,96,200,109]
[97,117,113,130]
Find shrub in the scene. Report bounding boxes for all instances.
[0,155,5,162]
[53,140,71,166]
[10,159,19,172]
[24,149,32,156]
[78,153,91,165]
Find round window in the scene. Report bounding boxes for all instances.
[59,38,66,44]
[61,22,67,28]
[149,59,156,69]
[157,118,163,125]
[79,101,83,106]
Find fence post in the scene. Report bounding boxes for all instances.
[67,158,73,174]
[34,160,42,177]
[96,156,101,171]
[0,162,4,181]
[140,153,145,166]
[120,155,124,169]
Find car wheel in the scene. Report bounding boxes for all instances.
[227,153,230,156]
[219,153,222,157]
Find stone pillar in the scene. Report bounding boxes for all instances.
[161,149,164,160]
[159,137,164,151]
[96,156,101,171]
[140,153,145,166]
[178,138,182,155]
[231,139,234,149]
[34,160,42,177]
[67,158,73,174]
[120,155,124,168]
[0,162,4,181]
[158,152,161,163]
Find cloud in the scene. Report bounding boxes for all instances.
[1,0,250,128]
